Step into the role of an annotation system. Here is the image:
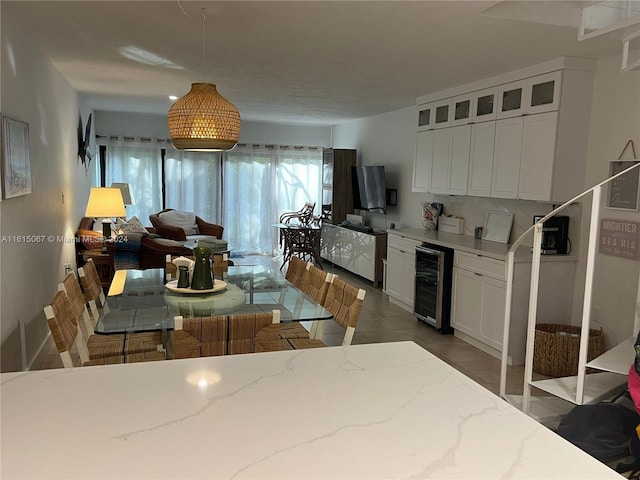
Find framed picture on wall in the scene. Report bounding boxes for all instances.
[1,115,32,199]
[607,160,640,211]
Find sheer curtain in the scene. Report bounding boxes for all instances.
[222,145,322,255]
[104,139,163,225]
[165,149,222,223]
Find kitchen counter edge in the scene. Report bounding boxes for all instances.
[387,228,577,263]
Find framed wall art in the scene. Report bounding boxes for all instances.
[607,160,639,211]
[1,115,32,199]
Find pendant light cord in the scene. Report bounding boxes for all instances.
[201,8,206,83]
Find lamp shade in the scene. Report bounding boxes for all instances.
[110,183,134,205]
[85,187,126,218]
[168,83,241,151]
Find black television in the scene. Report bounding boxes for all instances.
[352,166,387,214]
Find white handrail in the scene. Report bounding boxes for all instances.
[500,160,640,405]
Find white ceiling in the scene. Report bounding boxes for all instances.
[2,0,628,125]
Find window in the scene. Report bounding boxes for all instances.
[101,139,322,255]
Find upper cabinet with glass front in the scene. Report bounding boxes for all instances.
[497,79,527,118]
[471,88,498,123]
[413,57,596,202]
[432,99,452,129]
[451,94,473,126]
[417,104,433,131]
[525,71,562,114]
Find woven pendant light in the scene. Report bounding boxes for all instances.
[168,83,240,151]
[168,8,240,151]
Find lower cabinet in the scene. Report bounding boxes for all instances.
[451,263,506,351]
[451,250,576,365]
[385,233,422,312]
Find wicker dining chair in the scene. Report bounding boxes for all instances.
[78,258,106,320]
[289,277,366,349]
[172,316,203,359]
[59,272,100,338]
[280,266,335,341]
[67,268,162,357]
[254,310,293,353]
[44,291,124,367]
[284,254,309,288]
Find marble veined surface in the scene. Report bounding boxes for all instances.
[1,342,621,479]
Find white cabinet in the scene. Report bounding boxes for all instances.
[448,125,471,195]
[451,94,473,126]
[412,130,433,192]
[518,112,559,201]
[417,104,433,132]
[452,252,507,352]
[386,233,421,312]
[428,129,452,194]
[491,117,523,199]
[432,98,452,129]
[525,71,562,115]
[415,126,470,196]
[467,122,495,197]
[451,250,577,365]
[321,225,387,286]
[497,79,527,119]
[471,87,498,123]
[415,59,594,203]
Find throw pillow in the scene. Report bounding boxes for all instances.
[118,216,149,235]
[159,210,199,235]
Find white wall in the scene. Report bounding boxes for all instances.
[575,53,640,347]
[95,111,332,147]
[332,106,427,231]
[1,11,92,372]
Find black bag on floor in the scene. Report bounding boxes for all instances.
[557,402,640,463]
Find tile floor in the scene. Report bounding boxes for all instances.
[33,254,529,397]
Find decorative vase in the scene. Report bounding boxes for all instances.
[177,266,190,288]
[190,246,213,290]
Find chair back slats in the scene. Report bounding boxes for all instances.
[323,277,366,331]
[200,315,228,356]
[285,255,308,287]
[228,313,257,355]
[78,258,105,320]
[47,291,78,355]
[173,316,202,359]
[78,258,102,301]
[60,272,94,335]
[44,291,90,367]
[300,266,333,304]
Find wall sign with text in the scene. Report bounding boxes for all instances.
[607,160,640,211]
[599,218,640,261]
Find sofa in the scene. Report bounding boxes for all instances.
[76,217,192,270]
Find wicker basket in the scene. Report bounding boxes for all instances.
[533,323,604,377]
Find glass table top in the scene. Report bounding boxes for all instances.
[95,265,332,335]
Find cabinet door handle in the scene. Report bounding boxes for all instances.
[474,272,483,277]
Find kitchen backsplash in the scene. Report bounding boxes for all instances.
[432,195,582,249]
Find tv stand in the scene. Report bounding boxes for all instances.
[320,224,387,288]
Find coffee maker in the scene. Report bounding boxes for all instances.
[532,216,570,255]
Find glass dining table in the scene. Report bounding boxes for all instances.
[94,265,332,335]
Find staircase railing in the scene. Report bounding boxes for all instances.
[500,161,640,411]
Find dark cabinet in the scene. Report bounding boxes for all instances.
[322,148,356,225]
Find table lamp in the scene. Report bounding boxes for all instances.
[85,187,126,240]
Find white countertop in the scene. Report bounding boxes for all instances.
[1,342,620,479]
[389,227,577,262]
